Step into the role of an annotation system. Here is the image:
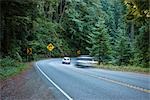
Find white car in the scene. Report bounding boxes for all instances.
[75,56,98,67]
[62,57,71,64]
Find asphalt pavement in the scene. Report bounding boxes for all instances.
[35,58,150,100]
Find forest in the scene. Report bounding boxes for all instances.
[0,0,149,69]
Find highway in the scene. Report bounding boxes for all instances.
[35,58,150,100]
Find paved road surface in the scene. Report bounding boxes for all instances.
[35,58,150,100]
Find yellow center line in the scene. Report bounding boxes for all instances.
[68,66,150,93]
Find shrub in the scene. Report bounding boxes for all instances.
[0,56,26,79]
[0,56,20,68]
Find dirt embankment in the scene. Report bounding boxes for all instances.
[0,63,55,100]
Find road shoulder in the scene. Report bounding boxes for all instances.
[0,62,55,100]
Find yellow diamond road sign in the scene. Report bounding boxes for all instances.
[47,43,54,51]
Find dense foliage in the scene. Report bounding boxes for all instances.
[0,0,149,68]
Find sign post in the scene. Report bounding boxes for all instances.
[47,43,55,57]
[47,43,55,51]
[77,50,81,56]
[27,48,32,55]
[26,48,32,62]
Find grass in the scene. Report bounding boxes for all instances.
[0,57,28,80]
[95,64,150,74]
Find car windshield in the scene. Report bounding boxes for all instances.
[77,57,93,61]
[64,58,70,60]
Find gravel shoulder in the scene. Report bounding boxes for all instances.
[0,63,55,100]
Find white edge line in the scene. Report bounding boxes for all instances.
[36,62,73,100]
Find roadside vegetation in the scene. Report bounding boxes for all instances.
[95,64,149,74]
[0,0,149,78]
[0,57,27,80]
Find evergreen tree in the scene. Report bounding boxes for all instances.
[115,27,132,66]
[86,17,111,64]
[133,25,150,67]
[124,0,150,67]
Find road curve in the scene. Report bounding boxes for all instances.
[35,58,150,100]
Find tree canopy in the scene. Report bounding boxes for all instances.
[0,0,149,67]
